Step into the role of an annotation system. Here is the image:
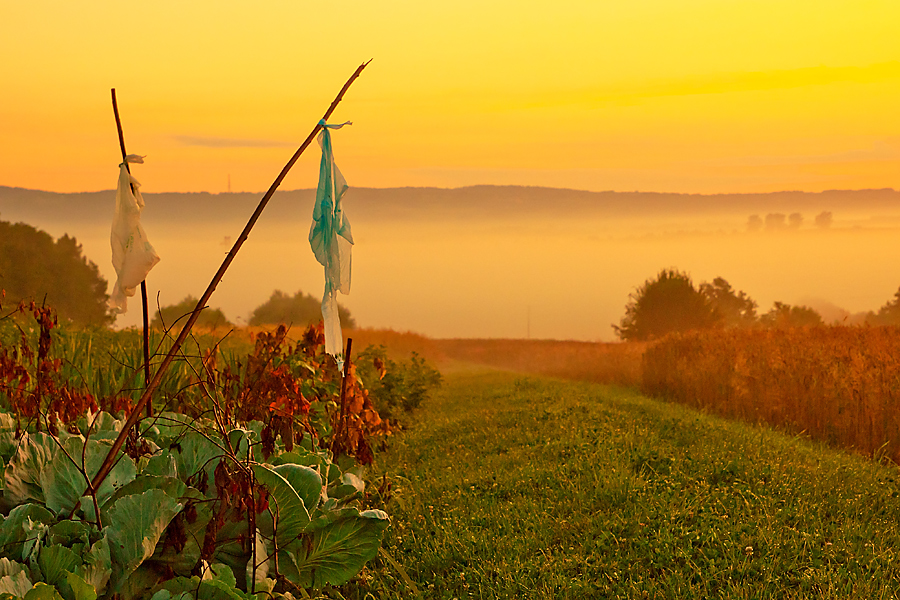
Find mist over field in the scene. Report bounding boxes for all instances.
[3,185,900,340]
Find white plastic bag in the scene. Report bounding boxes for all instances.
[109,161,159,314]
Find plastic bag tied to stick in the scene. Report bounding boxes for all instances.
[309,120,353,364]
[109,155,160,314]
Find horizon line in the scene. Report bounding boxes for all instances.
[1,183,897,197]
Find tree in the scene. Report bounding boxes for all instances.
[747,214,763,232]
[865,286,900,325]
[248,289,357,329]
[699,277,758,328]
[788,213,803,229]
[0,220,112,327]
[614,268,720,341]
[760,302,823,328]
[151,295,233,330]
[814,211,833,229]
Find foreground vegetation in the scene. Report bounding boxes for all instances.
[5,292,900,597]
[0,307,441,599]
[354,370,900,599]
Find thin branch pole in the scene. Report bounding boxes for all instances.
[141,285,151,417]
[88,60,371,494]
[111,88,153,416]
[332,337,353,455]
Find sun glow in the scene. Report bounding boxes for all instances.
[2,0,898,194]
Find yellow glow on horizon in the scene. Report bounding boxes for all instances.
[2,0,899,193]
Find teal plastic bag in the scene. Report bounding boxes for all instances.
[309,120,353,361]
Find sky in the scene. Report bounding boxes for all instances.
[2,0,899,195]
[3,1,900,340]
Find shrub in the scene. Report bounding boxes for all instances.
[356,345,442,422]
[0,309,390,598]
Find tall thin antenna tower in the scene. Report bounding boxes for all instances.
[227,174,232,193]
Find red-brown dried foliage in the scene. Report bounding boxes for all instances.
[215,323,390,465]
[330,360,389,466]
[0,302,98,434]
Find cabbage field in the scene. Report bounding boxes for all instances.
[0,301,408,599]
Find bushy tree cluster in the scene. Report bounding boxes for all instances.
[249,289,357,329]
[149,289,360,332]
[865,287,900,326]
[699,277,757,328]
[747,211,833,231]
[0,220,112,327]
[151,295,233,330]
[759,302,824,328]
[615,268,824,340]
[613,269,719,341]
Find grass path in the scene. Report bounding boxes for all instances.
[349,368,900,599]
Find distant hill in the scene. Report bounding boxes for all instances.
[1,185,899,227]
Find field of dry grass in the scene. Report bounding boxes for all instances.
[344,328,444,361]
[217,324,900,467]
[209,326,444,361]
[349,325,900,468]
[242,328,645,389]
[642,326,900,464]
[431,338,645,387]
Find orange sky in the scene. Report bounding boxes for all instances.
[2,0,899,194]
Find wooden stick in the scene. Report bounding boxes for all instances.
[141,282,151,417]
[332,337,353,455]
[88,60,371,493]
[111,88,153,415]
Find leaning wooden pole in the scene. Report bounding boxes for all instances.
[111,88,153,417]
[88,60,371,493]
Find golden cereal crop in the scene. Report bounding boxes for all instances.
[642,326,900,463]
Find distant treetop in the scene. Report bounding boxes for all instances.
[615,268,835,340]
[865,286,900,326]
[614,268,720,341]
[151,295,233,331]
[0,219,112,327]
[760,302,824,328]
[249,289,357,329]
[700,277,758,328]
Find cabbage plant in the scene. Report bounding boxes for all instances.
[0,409,388,599]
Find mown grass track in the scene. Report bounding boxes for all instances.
[348,367,900,599]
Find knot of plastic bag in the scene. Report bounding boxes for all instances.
[319,119,352,130]
[119,154,146,167]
